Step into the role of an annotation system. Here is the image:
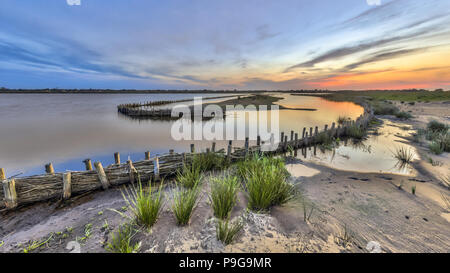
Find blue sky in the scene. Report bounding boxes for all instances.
[1,0,449,90]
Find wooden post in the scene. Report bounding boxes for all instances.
[257,136,261,146]
[153,157,160,181]
[62,172,72,200]
[305,132,309,145]
[281,132,284,143]
[190,144,195,153]
[94,162,110,190]
[227,140,232,158]
[245,137,249,155]
[290,131,294,141]
[169,149,174,155]
[114,152,121,165]
[212,142,216,152]
[310,128,313,138]
[314,127,318,136]
[2,179,17,209]
[324,124,328,132]
[0,168,5,180]
[145,151,151,160]
[45,163,55,174]
[302,128,306,139]
[206,148,210,153]
[128,160,137,183]
[294,133,298,148]
[83,159,93,171]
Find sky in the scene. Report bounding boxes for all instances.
[1,0,449,90]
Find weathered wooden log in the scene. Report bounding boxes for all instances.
[127,160,137,183]
[62,172,72,200]
[2,179,17,209]
[83,159,93,171]
[94,162,110,190]
[45,163,55,174]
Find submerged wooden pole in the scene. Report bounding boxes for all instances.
[257,135,261,146]
[62,172,72,200]
[145,151,151,160]
[2,178,17,209]
[114,152,121,165]
[45,163,55,174]
[94,162,110,190]
[83,159,93,171]
[302,128,306,139]
[290,131,294,141]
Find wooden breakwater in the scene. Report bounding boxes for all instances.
[117,95,236,118]
[1,103,373,211]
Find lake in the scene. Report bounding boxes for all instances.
[1,93,368,176]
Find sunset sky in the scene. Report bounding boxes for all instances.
[1,0,449,90]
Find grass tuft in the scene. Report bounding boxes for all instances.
[216,218,244,245]
[177,162,202,189]
[106,223,141,253]
[392,146,415,163]
[238,154,294,211]
[172,183,200,225]
[121,178,164,229]
[346,124,365,140]
[209,175,240,220]
[337,116,350,125]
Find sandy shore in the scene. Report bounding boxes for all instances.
[0,101,449,253]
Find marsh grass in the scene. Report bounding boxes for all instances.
[172,183,200,225]
[429,141,444,155]
[106,223,141,253]
[346,124,365,140]
[192,152,226,172]
[121,178,164,229]
[334,224,354,248]
[177,161,202,188]
[216,218,244,245]
[337,116,350,125]
[395,111,413,120]
[392,147,415,163]
[238,154,294,211]
[209,175,240,219]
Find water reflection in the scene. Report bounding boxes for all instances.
[294,119,419,175]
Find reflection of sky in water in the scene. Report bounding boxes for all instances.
[297,119,420,175]
[0,93,363,176]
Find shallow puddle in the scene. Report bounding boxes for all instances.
[296,119,420,175]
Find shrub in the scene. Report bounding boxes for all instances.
[429,141,444,155]
[106,223,141,253]
[372,102,399,115]
[172,184,200,225]
[121,179,164,229]
[346,124,365,140]
[209,176,240,219]
[427,120,448,134]
[216,218,244,245]
[239,154,294,211]
[395,111,413,120]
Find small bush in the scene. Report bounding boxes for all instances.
[337,116,349,125]
[239,154,294,211]
[192,152,226,172]
[392,147,415,163]
[106,223,141,253]
[429,141,444,155]
[216,218,244,245]
[172,184,200,225]
[427,120,448,134]
[395,111,413,120]
[121,179,164,229]
[346,125,365,140]
[372,102,399,115]
[209,176,240,219]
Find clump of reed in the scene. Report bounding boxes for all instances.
[106,223,141,253]
[238,154,294,211]
[209,175,240,220]
[416,120,450,154]
[120,178,164,229]
[192,152,227,172]
[172,182,200,225]
[346,124,365,140]
[177,161,202,189]
[216,218,244,245]
[392,147,415,163]
[337,116,350,125]
[394,111,413,120]
[372,101,399,115]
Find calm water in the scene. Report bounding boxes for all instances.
[0,93,364,176]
